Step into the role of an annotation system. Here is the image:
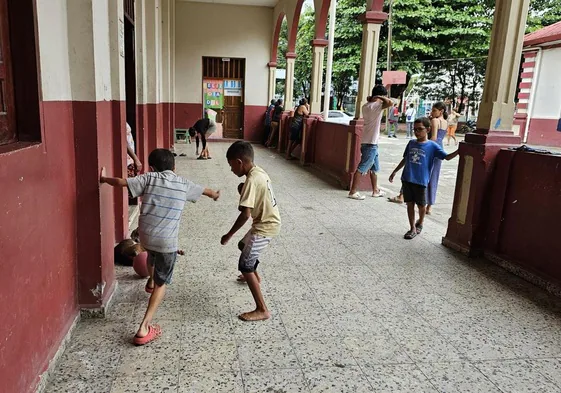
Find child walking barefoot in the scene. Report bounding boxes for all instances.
[101,149,219,345]
[389,118,458,239]
[236,182,262,284]
[221,141,281,321]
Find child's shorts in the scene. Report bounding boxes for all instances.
[402,181,427,206]
[238,231,271,273]
[147,250,177,286]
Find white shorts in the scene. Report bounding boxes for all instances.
[238,231,271,273]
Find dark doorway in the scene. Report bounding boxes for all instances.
[124,0,136,141]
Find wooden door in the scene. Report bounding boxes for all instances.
[223,96,243,139]
[202,57,245,139]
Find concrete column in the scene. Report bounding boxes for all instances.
[443,0,531,256]
[161,0,172,148]
[170,0,175,145]
[354,11,387,119]
[285,52,296,109]
[310,39,328,114]
[65,0,126,311]
[475,0,531,133]
[267,62,277,103]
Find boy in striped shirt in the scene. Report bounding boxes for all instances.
[100,148,219,345]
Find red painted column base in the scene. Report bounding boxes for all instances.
[300,114,321,165]
[442,130,521,256]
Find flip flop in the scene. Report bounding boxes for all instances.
[404,230,417,240]
[145,282,154,294]
[236,274,246,282]
[415,222,423,234]
[387,196,403,204]
[133,324,162,346]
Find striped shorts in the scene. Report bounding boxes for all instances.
[238,231,272,273]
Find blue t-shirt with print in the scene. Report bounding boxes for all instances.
[401,140,448,187]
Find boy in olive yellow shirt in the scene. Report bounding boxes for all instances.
[221,141,281,321]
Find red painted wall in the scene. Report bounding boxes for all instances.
[313,121,351,187]
[0,99,127,393]
[0,102,78,393]
[174,103,265,142]
[526,118,561,147]
[175,102,204,131]
[244,105,266,142]
[486,149,561,286]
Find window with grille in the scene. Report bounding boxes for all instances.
[0,0,16,145]
[202,57,245,79]
[0,0,41,149]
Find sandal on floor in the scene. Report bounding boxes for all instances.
[145,283,154,294]
[236,274,246,282]
[387,196,403,204]
[404,230,417,240]
[133,324,162,346]
[415,222,423,235]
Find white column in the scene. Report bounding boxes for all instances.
[309,41,327,114]
[476,0,531,132]
[285,53,296,109]
[268,63,277,102]
[355,12,387,119]
[323,0,337,119]
[161,0,171,105]
[141,0,157,105]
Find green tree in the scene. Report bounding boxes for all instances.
[527,0,561,32]
[276,17,288,100]
[294,5,316,101]
[331,0,364,108]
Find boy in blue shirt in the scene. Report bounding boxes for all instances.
[389,117,459,239]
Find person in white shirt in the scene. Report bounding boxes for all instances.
[405,103,417,139]
[348,85,393,200]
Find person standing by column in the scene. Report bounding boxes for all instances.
[286,98,309,160]
[263,99,276,145]
[348,85,393,200]
[446,107,460,146]
[266,99,283,148]
[426,102,448,215]
[405,103,417,139]
[387,101,399,138]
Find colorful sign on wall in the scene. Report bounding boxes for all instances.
[203,79,223,109]
[224,79,243,97]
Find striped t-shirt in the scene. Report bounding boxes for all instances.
[127,171,204,253]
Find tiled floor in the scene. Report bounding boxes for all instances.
[45,141,561,393]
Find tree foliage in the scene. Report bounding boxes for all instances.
[277,0,561,111]
[527,0,561,33]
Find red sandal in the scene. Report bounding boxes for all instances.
[133,324,162,346]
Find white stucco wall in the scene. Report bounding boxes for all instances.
[36,0,124,101]
[36,0,73,101]
[174,2,273,105]
[532,47,561,119]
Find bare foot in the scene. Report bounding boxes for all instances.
[238,310,271,321]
